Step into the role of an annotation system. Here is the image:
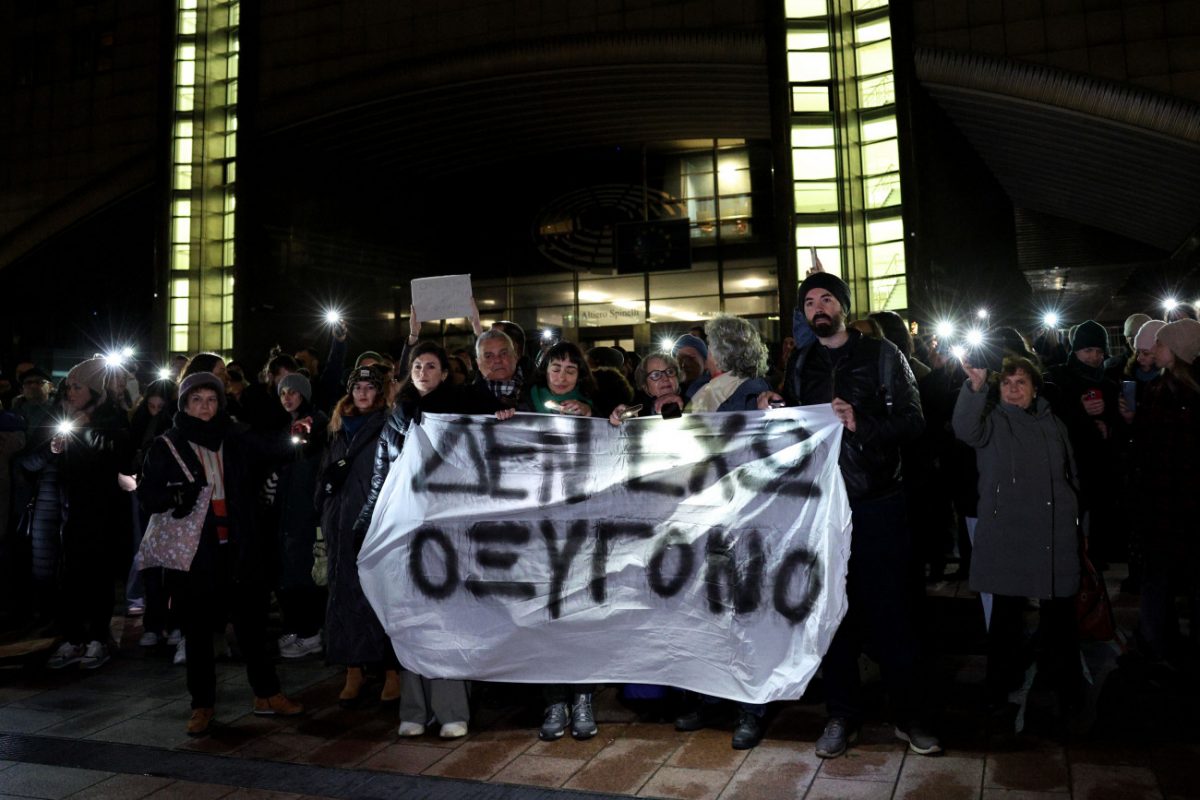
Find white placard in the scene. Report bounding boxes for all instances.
[411,274,473,321]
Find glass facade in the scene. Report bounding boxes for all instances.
[412,142,780,352]
[786,0,907,312]
[167,0,238,356]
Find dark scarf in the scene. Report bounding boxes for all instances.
[341,413,366,440]
[173,409,231,451]
[1068,353,1106,383]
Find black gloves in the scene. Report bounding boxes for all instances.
[172,483,203,519]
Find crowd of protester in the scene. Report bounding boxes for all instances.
[1,274,1199,755]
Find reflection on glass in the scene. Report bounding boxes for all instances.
[868,242,906,277]
[870,276,907,310]
[859,74,895,107]
[861,139,899,176]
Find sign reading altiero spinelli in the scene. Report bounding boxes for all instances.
[358,406,851,704]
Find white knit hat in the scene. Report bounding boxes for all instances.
[1133,320,1166,351]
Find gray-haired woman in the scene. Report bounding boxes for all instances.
[686,314,771,413]
[608,351,686,423]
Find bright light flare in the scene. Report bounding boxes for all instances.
[56,420,76,436]
[1043,312,1060,328]
[291,435,302,445]
[324,309,343,325]
[950,345,967,360]
[541,329,554,341]
[157,367,172,381]
[934,321,954,339]
[1164,297,1179,312]
[103,351,125,367]
[965,328,984,347]
[976,308,989,320]
[659,337,676,352]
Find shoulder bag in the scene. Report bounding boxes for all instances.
[135,436,213,572]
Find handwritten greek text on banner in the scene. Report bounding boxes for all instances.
[358,406,851,704]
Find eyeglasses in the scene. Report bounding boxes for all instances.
[646,368,677,381]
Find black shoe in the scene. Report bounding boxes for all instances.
[674,701,725,732]
[731,709,764,750]
[539,702,570,741]
[814,716,857,758]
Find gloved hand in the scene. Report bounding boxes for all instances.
[323,458,350,495]
[172,483,203,519]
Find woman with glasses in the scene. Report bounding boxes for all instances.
[608,352,685,423]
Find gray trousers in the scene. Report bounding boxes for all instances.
[399,671,470,725]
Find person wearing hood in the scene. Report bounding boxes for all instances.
[1044,320,1123,564]
[138,372,304,736]
[953,356,1083,714]
[32,358,131,671]
[266,372,329,659]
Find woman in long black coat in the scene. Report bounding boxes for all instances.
[139,372,304,736]
[315,364,397,706]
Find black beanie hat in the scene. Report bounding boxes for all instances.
[798,272,852,316]
[1070,320,1108,354]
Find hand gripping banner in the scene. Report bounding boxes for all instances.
[358,406,851,704]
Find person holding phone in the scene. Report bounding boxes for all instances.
[953,355,1083,715]
[608,351,685,424]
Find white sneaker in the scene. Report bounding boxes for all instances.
[47,642,85,669]
[277,632,297,651]
[397,721,425,737]
[439,721,468,738]
[80,640,109,670]
[166,629,183,646]
[138,631,160,647]
[173,638,187,665]
[279,632,323,659]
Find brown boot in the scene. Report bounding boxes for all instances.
[187,707,214,736]
[253,693,304,716]
[339,667,365,708]
[381,669,401,703]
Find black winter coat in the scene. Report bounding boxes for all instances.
[781,329,924,501]
[357,383,500,531]
[315,409,391,665]
[138,414,270,581]
[270,406,329,590]
[20,402,131,578]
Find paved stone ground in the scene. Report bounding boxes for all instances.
[0,568,1196,799]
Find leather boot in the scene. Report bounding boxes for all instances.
[339,667,365,708]
[381,669,402,703]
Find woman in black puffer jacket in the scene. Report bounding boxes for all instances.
[357,342,499,741]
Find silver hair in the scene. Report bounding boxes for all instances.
[705,314,767,378]
[633,351,681,393]
[475,328,515,359]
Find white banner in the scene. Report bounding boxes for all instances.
[358,406,851,704]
